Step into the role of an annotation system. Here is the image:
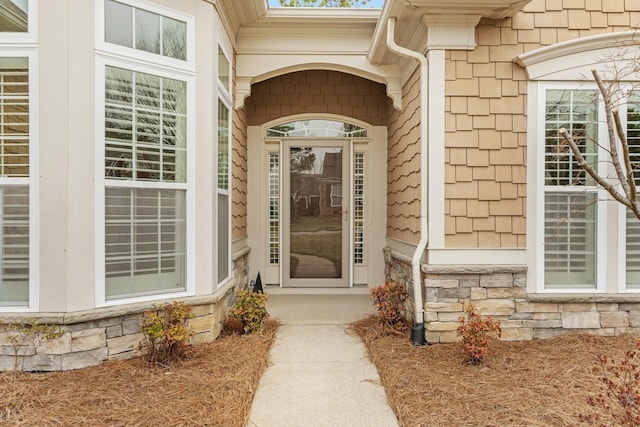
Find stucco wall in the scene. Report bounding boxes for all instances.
[244,70,389,126]
[386,69,421,245]
[443,0,640,248]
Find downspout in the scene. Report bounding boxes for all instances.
[386,18,428,346]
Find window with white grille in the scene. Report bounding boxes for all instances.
[0,58,29,306]
[543,89,599,288]
[353,152,364,264]
[268,151,279,265]
[103,65,188,300]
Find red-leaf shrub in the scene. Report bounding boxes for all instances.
[456,303,501,365]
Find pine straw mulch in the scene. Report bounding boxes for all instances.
[0,318,279,426]
[351,316,638,427]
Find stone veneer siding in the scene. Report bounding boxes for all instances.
[386,249,640,343]
[0,249,250,372]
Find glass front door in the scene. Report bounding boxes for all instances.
[282,141,349,287]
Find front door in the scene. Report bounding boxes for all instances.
[282,141,349,287]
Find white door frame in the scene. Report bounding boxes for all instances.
[282,140,350,287]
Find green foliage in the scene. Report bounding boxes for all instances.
[140,301,195,366]
[0,320,63,372]
[231,290,269,334]
[370,282,408,331]
[579,339,640,426]
[279,0,371,6]
[456,303,501,365]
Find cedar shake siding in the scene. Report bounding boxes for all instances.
[443,0,640,249]
[244,70,389,126]
[386,68,421,245]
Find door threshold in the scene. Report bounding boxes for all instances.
[264,285,370,295]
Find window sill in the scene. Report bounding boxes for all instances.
[527,293,640,304]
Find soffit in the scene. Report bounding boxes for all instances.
[368,0,531,65]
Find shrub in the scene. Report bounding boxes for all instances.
[579,339,640,426]
[140,301,194,366]
[456,303,501,365]
[231,290,269,334]
[370,281,408,331]
[0,320,63,372]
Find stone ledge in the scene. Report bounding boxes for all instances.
[232,245,251,261]
[423,264,528,274]
[527,293,640,304]
[0,279,238,325]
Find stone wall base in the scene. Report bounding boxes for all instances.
[0,250,250,372]
[385,248,640,343]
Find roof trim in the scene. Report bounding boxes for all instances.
[515,30,640,80]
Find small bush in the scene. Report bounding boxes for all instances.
[370,281,408,331]
[140,301,194,366]
[231,290,269,334]
[456,303,501,365]
[579,339,640,426]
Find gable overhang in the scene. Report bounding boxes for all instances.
[368,0,531,82]
[231,2,403,109]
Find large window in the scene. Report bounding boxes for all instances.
[99,0,193,302]
[543,89,599,288]
[0,57,31,306]
[540,86,640,291]
[104,66,187,300]
[216,41,231,285]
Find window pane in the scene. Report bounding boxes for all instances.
[353,152,365,264]
[626,93,640,287]
[0,185,28,305]
[0,59,28,177]
[544,89,598,187]
[0,0,27,33]
[268,152,279,264]
[105,66,186,182]
[105,0,132,48]
[627,92,640,186]
[544,192,597,287]
[218,46,229,92]
[266,119,367,138]
[162,16,186,60]
[627,208,640,287]
[105,187,186,300]
[135,8,160,55]
[217,193,229,282]
[217,100,229,190]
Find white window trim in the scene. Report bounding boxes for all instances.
[95,0,195,73]
[534,81,608,294]
[0,48,38,311]
[94,53,196,307]
[216,87,232,287]
[0,0,37,44]
[217,44,231,106]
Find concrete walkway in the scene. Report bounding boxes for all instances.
[247,294,399,427]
